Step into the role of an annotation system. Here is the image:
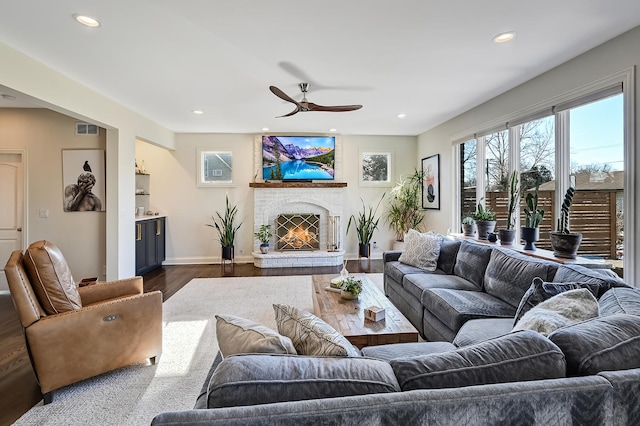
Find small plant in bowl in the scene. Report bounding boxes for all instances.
[254,224,273,253]
[473,201,497,240]
[461,216,476,236]
[340,277,363,300]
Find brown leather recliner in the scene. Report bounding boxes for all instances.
[4,240,163,404]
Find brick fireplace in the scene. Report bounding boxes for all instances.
[250,183,346,268]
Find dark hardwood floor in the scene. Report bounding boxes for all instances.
[0,259,383,424]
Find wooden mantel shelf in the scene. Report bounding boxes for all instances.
[250,182,347,188]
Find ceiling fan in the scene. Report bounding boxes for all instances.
[269,83,362,117]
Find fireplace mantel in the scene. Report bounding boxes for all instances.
[249,182,347,188]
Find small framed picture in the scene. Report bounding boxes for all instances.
[197,148,234,187]
[359,151,392,187]
[421,154,440,210]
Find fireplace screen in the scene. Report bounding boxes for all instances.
[276,214,320,251]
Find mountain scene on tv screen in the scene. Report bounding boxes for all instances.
[262,136,335,180]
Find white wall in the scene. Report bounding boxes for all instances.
[0,108,106,280]
[136,133,417,263]
[418,25,640,282]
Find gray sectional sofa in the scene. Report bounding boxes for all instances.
[152,238,640,425]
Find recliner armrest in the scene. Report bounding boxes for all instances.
[78,276,144,305]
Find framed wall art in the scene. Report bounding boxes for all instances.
[62,149,106,212]
[359,151,392,187]
[421,154,440,210]
[197,148,234,187]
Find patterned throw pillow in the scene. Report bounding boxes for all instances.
[215,314,297,357]
[273,304,361,357]
[398,230,442,271]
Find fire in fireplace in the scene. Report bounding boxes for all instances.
[276,214,320,251]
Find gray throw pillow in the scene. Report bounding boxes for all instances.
[390,330,565,391]
[549,314,640,376]
[513,288,599,336]
[273,304,361,357]
[599,287,640,317]
[398,230,442,271]
[215,314,297,357]
[513,277,600,325]
[208,354,399,408]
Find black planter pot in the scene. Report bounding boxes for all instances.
[476,220,496,240]
[222,245,234,261]
[358,243,371,258]
[498,229,516,245]
[549,232,582,259]
[521,227,540,251]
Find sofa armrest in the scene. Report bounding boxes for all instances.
[383,250,403,263]
[78,276,144,305]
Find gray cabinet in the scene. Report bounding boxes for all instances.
[135,217,166,275]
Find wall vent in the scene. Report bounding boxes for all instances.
[76,122,99,135]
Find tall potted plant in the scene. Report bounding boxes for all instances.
[498,171,519,245]
[473,201,497,240]
[386,170,425,249]
[207,195,242,261]
[348,194,384,257]
[521,179,544,250]
[254,224,272,254]
[550,186,582,259]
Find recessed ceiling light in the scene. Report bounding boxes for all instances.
[262,127,269,131]
[192,110,204,115]
[397,113,406,119]
[493,31,516,43]
[73,14,101,28]
[329,128,337,132]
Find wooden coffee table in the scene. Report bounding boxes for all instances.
[312,274,419,349]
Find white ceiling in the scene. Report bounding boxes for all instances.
[1,1,640,136]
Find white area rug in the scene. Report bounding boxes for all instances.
[14,274,384,425]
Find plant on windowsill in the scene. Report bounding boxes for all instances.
[462,216,476,237]
[550,186,582,259]
[340,276,363,300]
[347,194,384,258]
[498,171,520,245]
[521,178,544,250]
[254,224,272,254]
[207,195,242,261]
[385,169,425,247]
[473,201,497,240]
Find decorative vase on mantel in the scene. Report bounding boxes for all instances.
[521,227,539,251]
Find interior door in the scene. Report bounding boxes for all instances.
[0,153,24,291]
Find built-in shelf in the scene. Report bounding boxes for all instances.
[249,182,347,188]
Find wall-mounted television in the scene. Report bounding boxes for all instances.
[262,135,335,181]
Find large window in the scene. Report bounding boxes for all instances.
[460,139,477,222]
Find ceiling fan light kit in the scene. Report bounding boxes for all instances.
[269,83,362,117]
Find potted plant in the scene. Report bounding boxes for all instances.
[498,171,520,245]
[254,224,272,254]
[340,276,363,300]
[348,194,384,258]
[386,169,425,249]
[473,201,497,240]
[550,186,582,259]
[521,179,544,250]
[207,195,242,261]
[461,216,476,237]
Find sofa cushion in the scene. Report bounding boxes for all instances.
[453,318,515,347]
[390,330,565,391]
[453,241,494,290]
[361,341,456,362]
[22,240,82,315]
[385,261,441,287]
[215,314,297,357]
[273,304,360,357]
[513,289,599,336]
[599,287,640,317]
[398,230,442,271]
[402,273,478,302]
[514,277,600,324]
[436,238,462,274]
[483,249,557,308]
[422,288,516,332]
[208,354,400,408]
[553,264,629,298]
[549,314,640,376]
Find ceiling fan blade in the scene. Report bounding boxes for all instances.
[276,106,302,118]
[269,86,300,106]
[307,102,363,112]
